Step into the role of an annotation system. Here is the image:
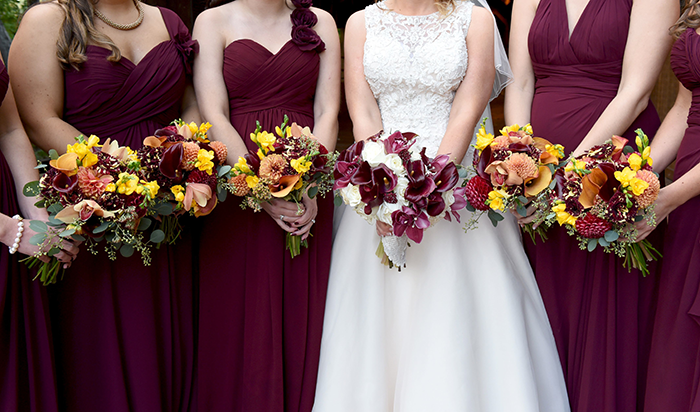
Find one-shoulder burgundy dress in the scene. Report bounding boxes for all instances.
[0,62,59,412]
[196,18,333,412]
[49,8,198,411]
[526,0,662,411]
[644,27,700,412]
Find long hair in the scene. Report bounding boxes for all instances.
[671,0,700,38]
[52,0,121,70]
[376,0,457,16]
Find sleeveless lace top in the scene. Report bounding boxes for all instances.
[364,0,473,156]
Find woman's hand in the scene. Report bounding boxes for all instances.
[261,198,308,234]
[512,203,539,227]
[2,216,80,268]
[375,221,392,237]
[291,193,319,241]
[634,187,673,242]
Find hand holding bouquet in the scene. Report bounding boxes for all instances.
[227,115,337,258]
[549,129,661,276]
[463,123,566,240]
[334,130,467,269]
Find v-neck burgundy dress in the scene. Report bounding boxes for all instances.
[526,0,662,411]
[644,27,700,412]
[195,26,332,412]
[0,62,59,412]
[48,8,198,411]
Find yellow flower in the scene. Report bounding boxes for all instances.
[293,179,304,190]
[642,146,653,167]
[500,124,521,136]
[552,202,577,226]
[285,126,292,138]
[545,144,565,160]
[116,172,139,195]
[257,148,265,160]
[636,135,643,149]
[290,157,312,175]
[105,183,116,192]
[565,159,587,174]
[275,126,285,138]
[523,124,534,135]
[140,180,160,199]
[234,157,252,174]
[614,167,637,187]
[246,175,260,189]
[195,149,215,175]
[67,141,99,168]
[628,153,642,171]
[258,131,276,152]
[171,185,185,203]
[487,190,507,212]
[629,177,649,197]
[475,125,495,153]
[199,122,212,134]
[188,122,199,135]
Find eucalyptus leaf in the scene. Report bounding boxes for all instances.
[517,196,528,205]
[150,229,166,244]
[120,244,135,258]
[23,181,41,197]
[604,230,619,242]
[48,247,60,257]
[547,163,555,174]
[308,186,319,199]
[47,203,64,214]
[517,205,528,217]
[138,218,152,231]
[458,167,468,179]
[47,216,64,227]
[34,200,45,208]
[487,209,504,227]
[598,238,610,247]
[217,189,228,202]
[334,196,343,207]
[49,149,59,160]
[623,145,634,154]
[548,180,557,190]
[105,232,116,243]
[59,228,76,238]
[29,220,48,233]
[153,203,174,216]
[34,164,48,170]
[93,221,111,234]
[465,202,476,213]
[634,215,643,222]
[587,238,598,252]
[71,234,86,242]
[29,233,45,246]
[217,165,232,178]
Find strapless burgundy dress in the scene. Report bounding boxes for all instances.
[644,27,700,412]
[526,0,662,411]
[49,8,198,411]
[196,37,333,412]
[0,61,59,412]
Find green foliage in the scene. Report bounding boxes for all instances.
[1,0,27,38]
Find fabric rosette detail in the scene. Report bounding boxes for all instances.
[173,31,200,75]
[333,130,468,269]
[289,1,325,52]
[227,115,338,258]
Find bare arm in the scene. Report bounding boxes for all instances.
[9,4,82,152]
[344,10,384,142]
[310,8,341,151]
[437,6,495,162]
[503,0,538,126]
[571,0,678,156]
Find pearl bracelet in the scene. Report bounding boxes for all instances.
[8,215,24,255]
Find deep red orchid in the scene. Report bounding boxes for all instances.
[392,206,431,243]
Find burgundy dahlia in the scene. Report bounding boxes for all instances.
[575,213,613,239]
[464,175,491,211]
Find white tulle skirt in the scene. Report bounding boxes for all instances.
[313,205,570,411]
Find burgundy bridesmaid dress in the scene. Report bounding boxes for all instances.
[644,28,700,412]
[196,17,332,412]
[526,0,662,411]
[0,62,59,412]
[49,9,198,411]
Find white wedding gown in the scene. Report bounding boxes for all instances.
[314,2,570,411]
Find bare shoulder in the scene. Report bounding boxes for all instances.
[19,1,64,30]
[469,4,493,26]
[345,10,367,35]
[310,7,338,36]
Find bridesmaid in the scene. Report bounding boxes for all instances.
[504,0,677,411]
[636,3,700,410]
[9,1,199,410]
[192,0,340,410]
[0,56,78,412]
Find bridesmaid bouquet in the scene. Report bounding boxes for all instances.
[463,123,565,240]
[334,130,468,269]
[23,135,166,284]
[136,119,230,241]
[550,130,661,276]
[227,115,337,258]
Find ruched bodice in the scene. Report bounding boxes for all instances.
[672,28,700,129]
[63,7,197,148]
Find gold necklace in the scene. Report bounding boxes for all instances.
[94,0,144,31]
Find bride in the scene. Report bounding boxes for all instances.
[313,0,570,410]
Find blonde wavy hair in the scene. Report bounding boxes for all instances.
[376,0,457,17]
[672,0,700,39]
[43,0,122,71]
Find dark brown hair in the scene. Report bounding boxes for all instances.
[50,0,121,70]
[672,0,700,38]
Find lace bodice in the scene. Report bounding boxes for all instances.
[364,1,473,157]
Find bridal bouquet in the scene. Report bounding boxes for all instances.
[334,130,468,269]
[550,130,661,276]
[463,123,565,240]
[23,135,165,284]
[227,115,337,258]
[135,119,230,241]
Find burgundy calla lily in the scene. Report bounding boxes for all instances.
[371,164,398,195]
[426,192,446,217]
[244,150,260,174]
[160,143,184,181]
[434,162,459,193]
[52,173,79,194]
[597,162,618,201]
[154,126,178,137]
[350,161,372,186]
[405,160,436,203]
[475,145,493,180]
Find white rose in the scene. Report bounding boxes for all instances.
[340,185,362,208]
[385,153,405,176]
[377,202,402,225]
[442,190,455,209]
[362,141,388,167]
[359,205,378,225]
[409,146,422,161]
[395,177,410,200]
